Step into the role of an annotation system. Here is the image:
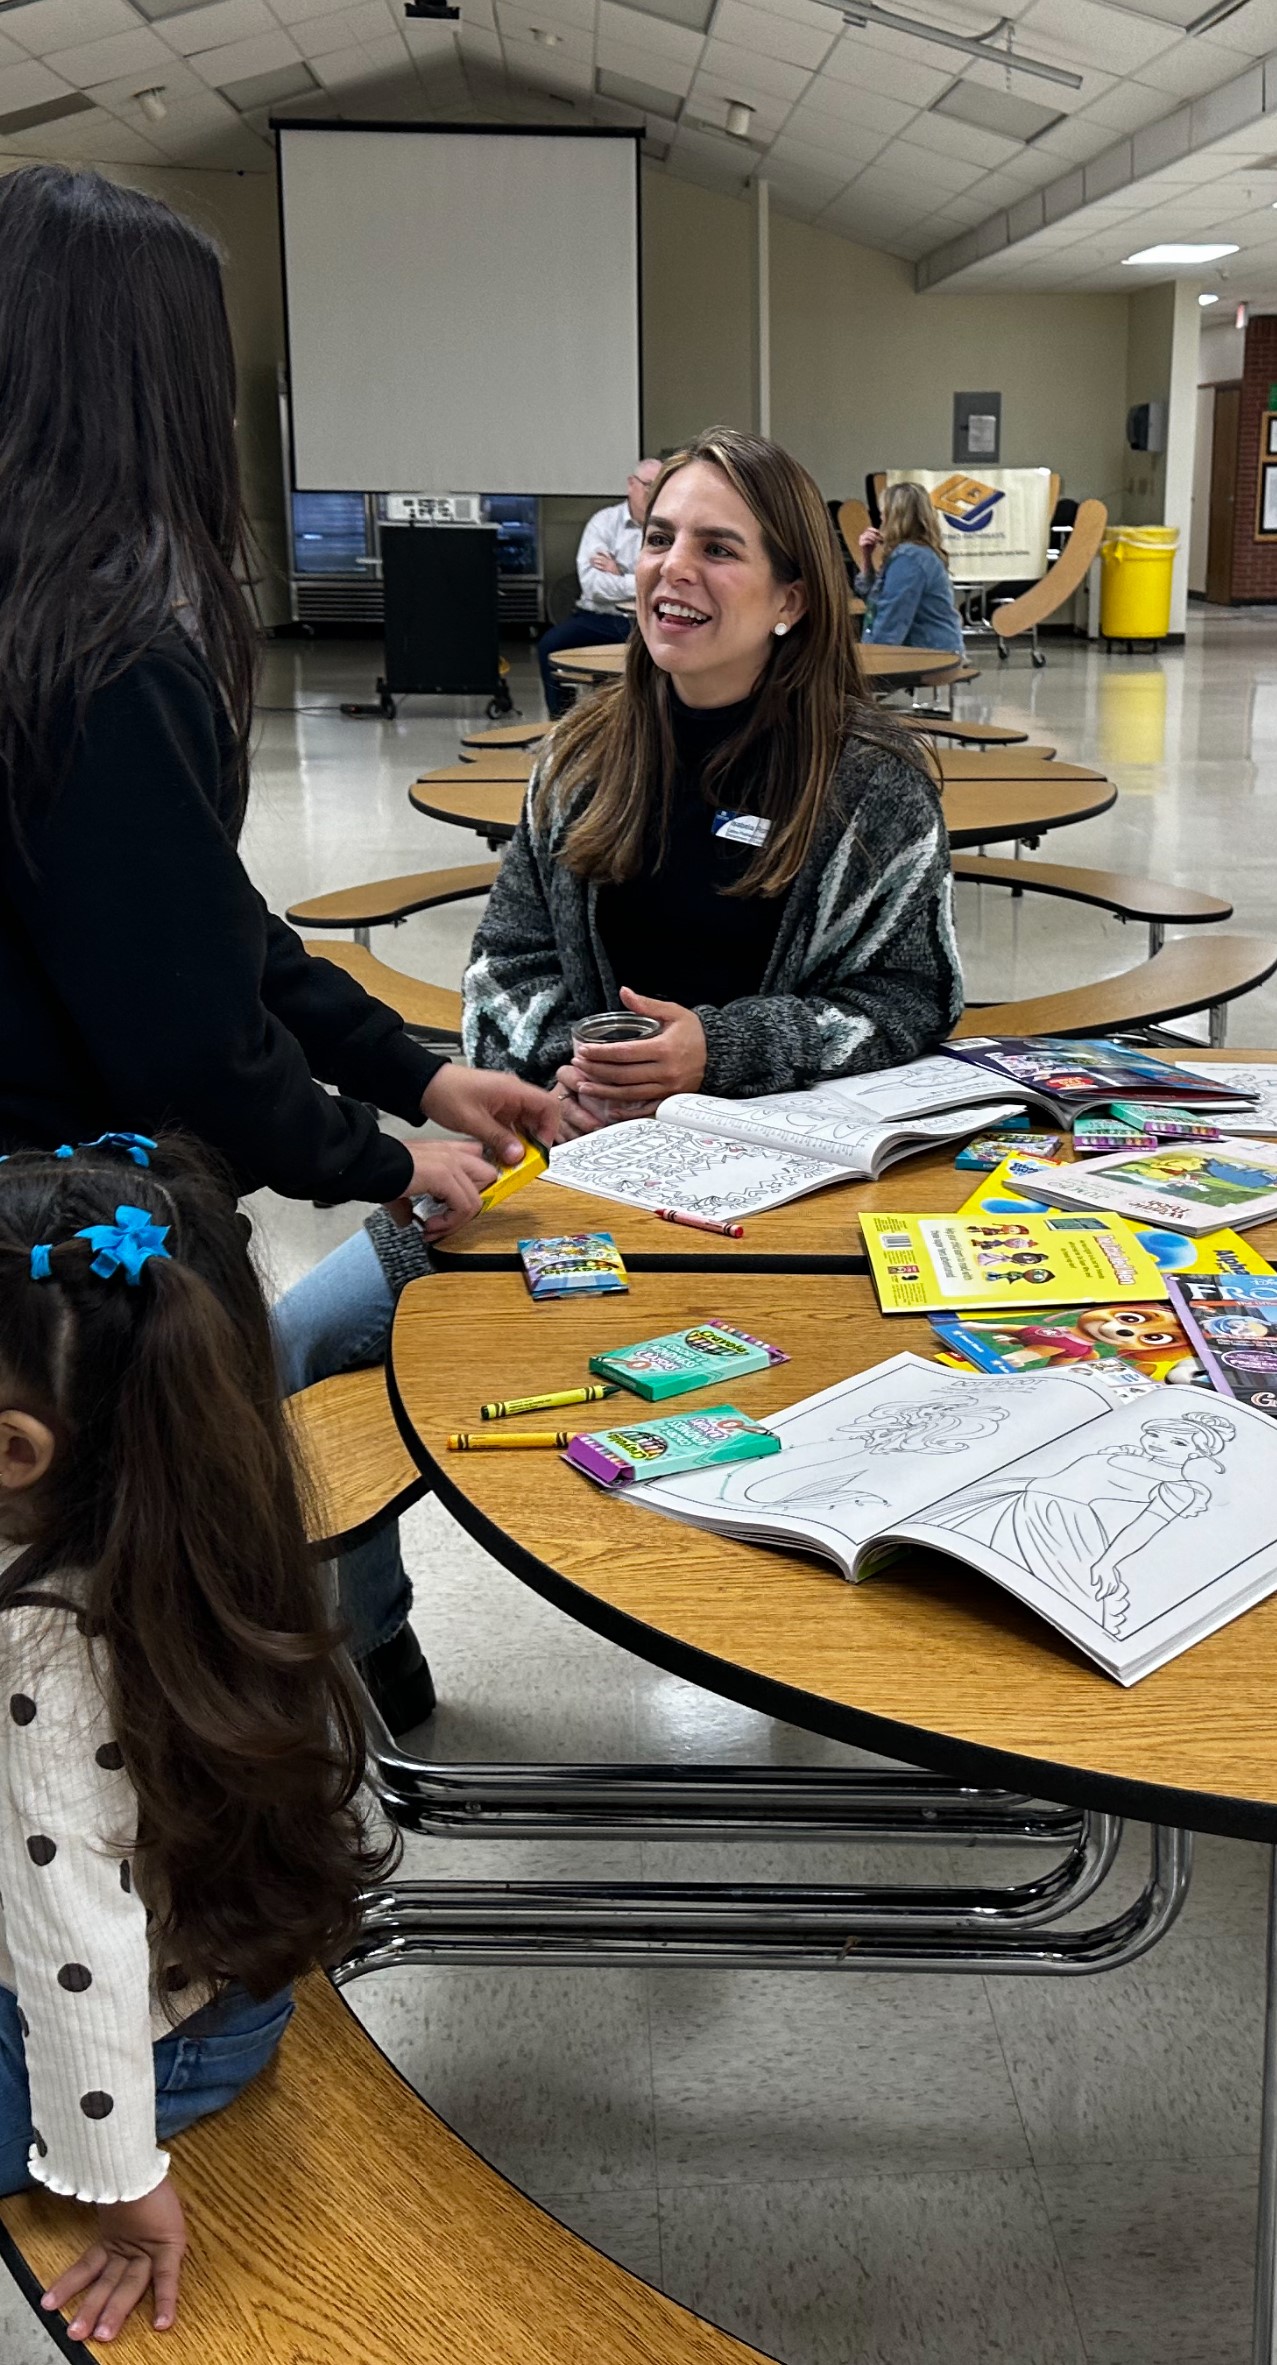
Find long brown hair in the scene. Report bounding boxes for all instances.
[0,165,256,824]
[0,1137,393,1999]
[880,481,949,570]
[539,426,926,898]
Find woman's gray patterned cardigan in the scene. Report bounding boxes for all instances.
[461,733,964,1094]
[364,731,964,1297]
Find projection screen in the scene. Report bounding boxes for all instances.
[277,123,643,495]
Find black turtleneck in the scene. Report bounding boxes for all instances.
[594,690,789,1012]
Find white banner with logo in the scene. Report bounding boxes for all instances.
[884,468,1053,583]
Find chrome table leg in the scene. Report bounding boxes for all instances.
[1254,1845,1277,2363]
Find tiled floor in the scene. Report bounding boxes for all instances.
[5,611,1277,2363]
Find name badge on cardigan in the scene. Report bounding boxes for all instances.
[712,812,771,849]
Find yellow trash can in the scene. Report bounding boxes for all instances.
[1099,525,1179,642]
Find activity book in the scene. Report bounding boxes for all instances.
[564,1407,779,1490]
[941,1037,1254,1125]
[1007,1139,1277,1239]
[1168,1275,1277,1419]
[622,1350,1277,1683]
[589,1320,789,1402]
[957,1156,1274,1278]
[544,1055,1039,1223]
[860,1208,1168,1316]
[930,1303,1200,1387]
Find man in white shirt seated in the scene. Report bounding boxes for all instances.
[538,459,662,715]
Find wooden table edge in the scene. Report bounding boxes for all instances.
[385,1319,1277,1846]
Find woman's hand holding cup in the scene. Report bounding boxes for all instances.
[567,988,707,1123]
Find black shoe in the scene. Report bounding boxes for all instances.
[359,1625,437,1737]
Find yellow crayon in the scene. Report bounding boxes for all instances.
[447,1431,573,1451]
[481,1384,618,1421]
[477,1135,549,1214]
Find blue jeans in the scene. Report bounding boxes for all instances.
[0,1983,294,2195]
[537,609,631,715]
[273,1227,411,1658]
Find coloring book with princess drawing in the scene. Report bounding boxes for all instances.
[624,1352,1277,1683]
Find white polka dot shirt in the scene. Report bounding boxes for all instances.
[1,1593,205,2204]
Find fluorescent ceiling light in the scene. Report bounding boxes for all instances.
[611,0,714,33]
[931,80,1063,143]
[1122,242,1239,263]
[595,66,682,117]
[0,90,94,133]
[128,0,230,20]
[838,2,1082,89]
[1199,291,1220,305]
[220,60,318,109]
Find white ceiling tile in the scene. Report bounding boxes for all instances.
[819,33,951,105]
[693,35,809,96]
[871,137,985,190]
[598,31,699,84]
[792,72,914,132]
[306,35,390,80]
[188,26,300,79]
[1018,0,1181,72]
[707,0,832,69]
[0,54,74,106]
[765,121,877,168]
[1193,0,1277,51]
[759,157,848,201]
[909,108,1021,165]
[1,0,141,56]
[88,54,210,101]
[404,17,463,63]
[166,0,280,54]
[288,2,390,54]
[597,3,702,62]
[1071,79,1167,133]
[505,9,594,58]
[1136,35,1247,96]
[0,29,28,67]
[42,25,174,84]
[1028,110,1113,161]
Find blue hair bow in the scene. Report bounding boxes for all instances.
[75,1204,170,1285]
[81,1133,156,1168]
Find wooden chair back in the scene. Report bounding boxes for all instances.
[994,498,1107,639]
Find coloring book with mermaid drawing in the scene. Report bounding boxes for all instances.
[627,1352,1277,1683]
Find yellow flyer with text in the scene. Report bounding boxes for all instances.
[861,1209,1169,1315]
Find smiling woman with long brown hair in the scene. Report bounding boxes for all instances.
[464,427,963,1133]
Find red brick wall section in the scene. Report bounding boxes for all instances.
[1232,315,1277,601]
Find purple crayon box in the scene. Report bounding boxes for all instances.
[563,1406,780,1488]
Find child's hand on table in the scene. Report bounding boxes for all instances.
[385,1140,499,1234]
[42,2175,187,2341]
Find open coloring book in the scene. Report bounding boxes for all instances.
[625,1351,1277,1682]
[1159,1065,1277,1135]
[545,1058,1027,1222]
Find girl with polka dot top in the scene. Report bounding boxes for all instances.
[0,1136,394,2343]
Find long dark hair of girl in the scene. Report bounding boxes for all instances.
[0,1137,395,2000]
[0,165,256,823]
[539,425,929,899]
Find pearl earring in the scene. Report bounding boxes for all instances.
[773,621,789,637]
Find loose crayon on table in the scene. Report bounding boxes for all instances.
[480,1384,618,1421]
[655,1209,745,1239]
[447,1431,573,1451]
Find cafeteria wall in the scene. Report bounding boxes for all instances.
[640,168,1130,516]
[4,146,1132,618]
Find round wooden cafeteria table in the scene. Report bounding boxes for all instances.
[432,1053,1277,1274]
[397,1132,1277,2360]
[550,643,962,685]
[409,770,1117,851]
[391,1264,1277,1838]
